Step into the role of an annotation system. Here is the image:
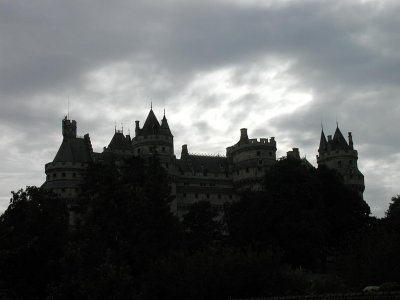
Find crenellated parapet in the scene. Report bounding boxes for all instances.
[226,128,277,191]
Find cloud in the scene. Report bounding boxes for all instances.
[0,0,399,216]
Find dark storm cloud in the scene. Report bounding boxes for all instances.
[0,0,399,215]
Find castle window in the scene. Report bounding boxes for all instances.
[349,160,353,165]
[218,194,221,199]
[73,173,76,178]
[62,173,66,177]
[183,193,186,198]
[229,195,232,199]
[257,151,261,156]
[269,152,272,157]
[162,147,165,152]
[257,167,261,171]
[137,148,141,154]
[338,161,342,168]
[53,173,57,178]
[195,193,198,199]
[246,168,249,173]
[61,188,65,193]
[206,194,210,199]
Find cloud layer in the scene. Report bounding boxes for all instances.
[1,0,399,216]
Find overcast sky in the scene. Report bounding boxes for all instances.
[1,0,399,216]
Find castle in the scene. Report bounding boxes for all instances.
[42,108,365,216]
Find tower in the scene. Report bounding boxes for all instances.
[226,128,277,191]
[43,116,94,225]
[132,108,175,169]
[316,125,365,196]
[132,108,177,212]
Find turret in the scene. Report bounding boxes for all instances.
[43,117,94,225]
[316,125,364,197]
[240,128,248,142]
[226,128,277,191]
[62,116,77,138]
[131,108,174,169]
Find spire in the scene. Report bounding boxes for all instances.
[318,128,328,152]
[161,110,173,136]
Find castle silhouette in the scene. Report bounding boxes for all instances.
[43,108,365,216]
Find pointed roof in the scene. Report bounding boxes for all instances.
[332,126,349,149]
[319,129,328,152]
[107,131,131,150]
[141,109,160,135]
[53,137,93,163]
[161,115,173,136]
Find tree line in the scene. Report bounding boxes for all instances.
[0,156,399,299]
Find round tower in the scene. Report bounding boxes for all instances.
[226,128,277,191]
[131,109,175,171]
[317,127,365,196]
[43,117,93,199]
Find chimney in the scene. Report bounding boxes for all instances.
[348,132,353,149]
[181,144,189,158]
[240,128,248,141]
[135,121,140,137]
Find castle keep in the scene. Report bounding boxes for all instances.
[43,109,365,215]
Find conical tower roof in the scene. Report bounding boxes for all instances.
[332,125,349,149]
[107,131,131,150]
[161,114,173,136]
[318,129,327,152]
[53,136,92,163]
[141,109,160,135]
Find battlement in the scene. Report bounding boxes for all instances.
[187,153,226,158]
[62,117,77,138]
[227,137,276,153]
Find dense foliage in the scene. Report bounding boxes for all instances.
[0,156,399,299]
[225,158,371,270]
[0,187,68,299]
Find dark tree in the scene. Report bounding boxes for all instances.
[225,158,371,270]
[386,195,400,229]
[181,200,222,251]
[0,187,68,299]
[50,156,182,299]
